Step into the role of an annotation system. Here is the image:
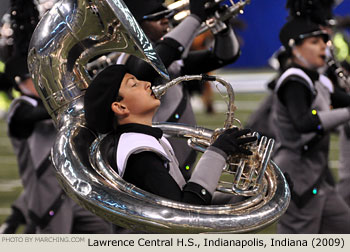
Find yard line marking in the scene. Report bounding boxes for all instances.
[0,208,11,215]
[0,156,17,165]
[0,179,22,192]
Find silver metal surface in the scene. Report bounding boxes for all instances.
[28,0,168,126]
[91,127,290,233]
[154,75,284,199]
[327,41,350,91]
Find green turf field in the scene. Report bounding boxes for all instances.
[0,91,341,233]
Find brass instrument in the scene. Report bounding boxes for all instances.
[28,0,168,123]
[168,0,251,34]
[327,41,350,91]
[152,74,277,197]
[85,0,251,73]
[86,52,121,75]
[28,0,290,233]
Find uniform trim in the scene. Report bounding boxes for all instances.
[28,191,65,229]
[36,155,52,178]
[319,74,334,93]
[183,182,211,203]
[7,96,38,124]
[275,67,315,93]
[276,67,334,94]
[116,133,171,176]
[116,53,130,65]
[15,96,38,107]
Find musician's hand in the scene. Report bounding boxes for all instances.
[211,128,256,156]
[189,0,208,22]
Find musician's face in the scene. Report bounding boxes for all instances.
[115,73,160,116]
[293,36,327,69]
[19,78,39,97]
[141,17,169,42]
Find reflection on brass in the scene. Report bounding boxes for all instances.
[168,0,251,35]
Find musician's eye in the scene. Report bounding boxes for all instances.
[127,78,137,87]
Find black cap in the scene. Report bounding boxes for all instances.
[279,18,329,49]
[84,65,127,134]
[5,56,31,88]
[124,0,167,22]
[286,0,336,26]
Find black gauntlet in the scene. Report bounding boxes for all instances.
[211,128,256,156]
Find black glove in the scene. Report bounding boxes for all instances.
[189,0,208,22]
[0,207,25,234]
[211,128,256,156]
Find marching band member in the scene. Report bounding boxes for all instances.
[271,17,350,233]
[121,0,241,179]
[5,56,111,234]
[84,64,256,205]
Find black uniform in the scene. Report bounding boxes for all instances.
[122,0,240,180]
[124,19,239,180]
[113,123,229,205]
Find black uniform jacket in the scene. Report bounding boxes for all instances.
[278,65,350,133]
[114,123,212,205]
[8,95,51,138]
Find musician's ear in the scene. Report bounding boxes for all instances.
[111,101,129,116]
